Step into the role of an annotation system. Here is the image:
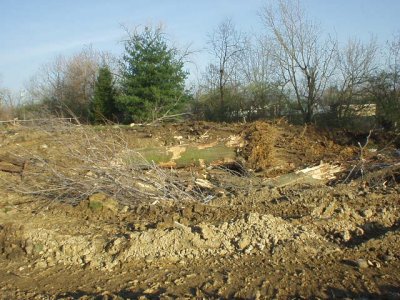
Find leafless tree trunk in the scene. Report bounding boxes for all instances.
[387,34,400,96]
[239,35,287,119]
[207,19,245,109]
[368,34,400,129]
[261,0,337,123]
[0,83,17,120]
[26,47,112,121]
[333,38,377,118]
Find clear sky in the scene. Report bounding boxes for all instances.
[1,0,399,92]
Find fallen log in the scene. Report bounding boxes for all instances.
[263,163,344,188]
[136,142,237,168]
[0,162,23,173]
[0,153,26,167]
[0,153,26,173]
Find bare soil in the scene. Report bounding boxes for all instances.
[0,121,399,299]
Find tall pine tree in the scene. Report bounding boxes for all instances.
[118,26,189,123]
[92,66,118,123]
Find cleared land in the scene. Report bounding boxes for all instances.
[0,121,399,299]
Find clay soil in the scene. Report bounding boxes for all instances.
[0,121,399,300]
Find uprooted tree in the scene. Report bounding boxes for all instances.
[118,25,190,123]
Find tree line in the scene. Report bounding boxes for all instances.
[1,0,399,130]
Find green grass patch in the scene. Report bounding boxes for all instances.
[89,201,103,211]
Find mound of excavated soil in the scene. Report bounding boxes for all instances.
[9,212,330,271]
[243,121,356,176]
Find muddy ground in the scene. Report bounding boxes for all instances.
[0,121,399,299]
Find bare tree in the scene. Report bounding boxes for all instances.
[387,33,400,95]
[32,55,67,104]
[240,36,275,85]
[207,19,246,109]
[332,37,378,118]
[63,49,99,116]
[27,47,115,120]
[239,35,287,119]
[27,46,106,121]
[261,0,337,123]
[367,34,400,129]
[0,88,17,120]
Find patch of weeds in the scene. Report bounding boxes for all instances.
[3,206,12,213]
[33,243,44,254]
[89,201,103,211]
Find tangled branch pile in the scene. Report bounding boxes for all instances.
[9,122,208,205]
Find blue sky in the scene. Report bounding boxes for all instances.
[0,0,399,91]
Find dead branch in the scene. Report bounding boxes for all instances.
[1,122,215,206]
[343,130,373,183]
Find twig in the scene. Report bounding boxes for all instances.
[342,129,373,183]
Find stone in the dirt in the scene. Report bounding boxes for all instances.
[197,224,214,240]
[340,230,351,242]
[34,260,48,269]
[354,227,364,236]
[355,259,369,269]
[237,236,251,251]
[360,209,373,218]
[347,193,355,200]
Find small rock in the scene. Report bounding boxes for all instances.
[360,209,373,218]
[197,225,215,240]
[355,259,369,269]
[35,260,48,269]
[237,236,251,251]
[340,230,351,242]
[354,227,364,236]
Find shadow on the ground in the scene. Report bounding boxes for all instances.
[56,287,243,299]
[344,220,400,248]
[56,288,165,300]
[323,284,400,300]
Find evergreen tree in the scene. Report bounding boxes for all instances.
[118,26,189,123]
[92,66,118,123]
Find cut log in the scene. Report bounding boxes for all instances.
[264,163,344,188]
[0,153,26,167]
[136,142,237,168]
[0,162,23,173]
[0,153,26,173]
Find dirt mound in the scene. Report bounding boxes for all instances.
[4,211,329,271]
[243,121,356,176]
[243,121,281,171]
